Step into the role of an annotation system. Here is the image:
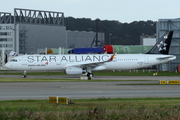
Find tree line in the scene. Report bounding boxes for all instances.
[65,17,156,45]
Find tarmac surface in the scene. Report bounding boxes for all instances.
[0,75,180,100]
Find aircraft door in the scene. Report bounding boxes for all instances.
[144,56,149,64]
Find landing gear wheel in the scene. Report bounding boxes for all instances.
[87,73,94,80]
[23,75,27,78]
[23,70,27,78]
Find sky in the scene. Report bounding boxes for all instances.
[1,0,180,23]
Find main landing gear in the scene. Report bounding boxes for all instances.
[87,72,94,78]
[81,72,94,80]
[84,67,94,80]
[86,72,94,80]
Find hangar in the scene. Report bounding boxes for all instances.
[157,19,180,71]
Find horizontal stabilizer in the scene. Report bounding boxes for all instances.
[156,55,176,60]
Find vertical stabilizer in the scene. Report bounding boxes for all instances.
[146,31,173,54]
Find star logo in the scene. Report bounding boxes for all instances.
[45,62,48,65]
[157,41,167,52]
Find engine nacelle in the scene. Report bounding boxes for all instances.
[64,67,83,75]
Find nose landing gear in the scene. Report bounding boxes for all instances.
[23,70,27,78]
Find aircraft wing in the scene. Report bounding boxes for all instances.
[65,54,115,68]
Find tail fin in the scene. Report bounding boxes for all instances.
[146,31,173,54]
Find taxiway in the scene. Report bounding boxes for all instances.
[0,75,179,100]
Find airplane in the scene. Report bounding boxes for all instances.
[5,31,176,79]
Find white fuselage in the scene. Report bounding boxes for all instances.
[5,54,176,71]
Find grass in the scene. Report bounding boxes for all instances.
[116,83,160,85]
[0,78,155,83]
[0,98,180,120]
[0,78,82,82]
[93,70,180,76]
[0,70,179,83]
[1,70,180,76]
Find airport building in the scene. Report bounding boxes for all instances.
[0,9,65,54]
[140,35,156,46]
[0,8,104,55]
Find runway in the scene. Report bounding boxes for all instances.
[0,75,180,100]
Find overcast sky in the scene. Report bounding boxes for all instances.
[1,0,180,23]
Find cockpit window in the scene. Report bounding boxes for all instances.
[10,59,17,62]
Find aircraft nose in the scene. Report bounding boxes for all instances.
[5,63,11,69]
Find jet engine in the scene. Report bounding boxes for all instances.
[64,67,84,75]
